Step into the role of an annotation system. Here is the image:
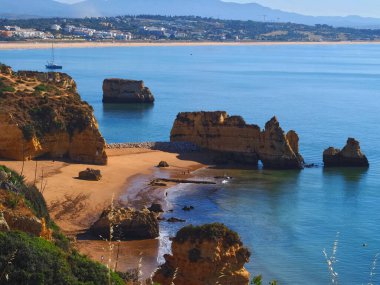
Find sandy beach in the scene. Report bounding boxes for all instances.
[0,147,205,276]
[1,40,380,50]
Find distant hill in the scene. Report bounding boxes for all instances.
[2,0,380,28]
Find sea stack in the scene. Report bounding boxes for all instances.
[0,64,107,165]
[323,138,369,167]
[170,111,304,169]
[102,78,155,103]
[152,223,250,285]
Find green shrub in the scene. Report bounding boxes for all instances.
[175,223,243,247]
[0,86,15,93]
[5,195,20,209]
[0,231,124,285]
[0,165,48,220]
[34,84,48,92]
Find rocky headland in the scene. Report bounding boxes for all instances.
[0,64,107,165]
[170,111,304,169]
[152,223,251,285]
[323,138,369,167]
[102,78,155,103]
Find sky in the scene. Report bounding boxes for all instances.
[55,0,380,18]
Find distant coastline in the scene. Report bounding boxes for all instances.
[2,40,380,50]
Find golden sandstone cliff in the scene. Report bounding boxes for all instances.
[323,138,369,167]
[170,111,304,169]
[153,223,250,285]
[0,64,107,165]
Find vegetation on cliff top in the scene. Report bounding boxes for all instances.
[0,165,48,220]
[0,231,124,285]
[174,222,244,247]
[0,165,124,285]
[0,63,94,140]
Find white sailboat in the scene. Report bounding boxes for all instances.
[45,42,62,70]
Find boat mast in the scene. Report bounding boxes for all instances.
[51,42,55,64]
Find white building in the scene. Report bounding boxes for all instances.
[50,24,62,31]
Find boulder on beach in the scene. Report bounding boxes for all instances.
[78,168,102,181]
[152,223,251,285]
[102,78,155,103]
[148,203,164,213]
[90,206,159,240]
[157,161,169,168]
[323,138,369,167]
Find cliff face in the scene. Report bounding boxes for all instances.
[323,138,369,167]
[152,223,250,285]
[170,111,303,169]
[102,78,155,103]
[0,64,107,165]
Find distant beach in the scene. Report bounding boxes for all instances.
[1,40,380,50]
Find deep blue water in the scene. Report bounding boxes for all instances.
[1,44,380,284]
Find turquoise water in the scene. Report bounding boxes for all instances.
[1,44,380,284]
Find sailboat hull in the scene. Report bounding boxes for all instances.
[45,65,63,70]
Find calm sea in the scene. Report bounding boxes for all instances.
[1,44,380,284]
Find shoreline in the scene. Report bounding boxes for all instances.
[0,147,206,277]
[1,40,380,50]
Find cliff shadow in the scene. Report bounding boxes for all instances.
[174,151,261,170]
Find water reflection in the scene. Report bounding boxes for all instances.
[102,103,154,118]
[323,167,368,183]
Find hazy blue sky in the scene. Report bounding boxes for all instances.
[56,0,380,18]
[229,0,380,17]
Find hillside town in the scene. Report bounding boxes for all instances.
[1,15,380,42]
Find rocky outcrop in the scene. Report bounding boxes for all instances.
[157,161,169,168]
[78,168,102,181]
[148,203,164,213]
[0,212,10,231]
[323,138,369,167]
[3,210,42,236]
[90,206,159,240]
[0,64,107,165]
[170,111,303,169]
[0,189,42,236]
[152,223,250,285]
[102,78,154,103]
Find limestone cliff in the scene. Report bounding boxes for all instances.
[152,223,250,285]
[102,78,154,103]
[170,111,303,169]
[323,138,369,167]
[0,64,107,165]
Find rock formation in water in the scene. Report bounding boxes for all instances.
[0,64,107,165]
[170,111,304,169]
[90,206,159,240]
[102,78,155,103]
[323,138,369,167]
[152,223,250,285]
